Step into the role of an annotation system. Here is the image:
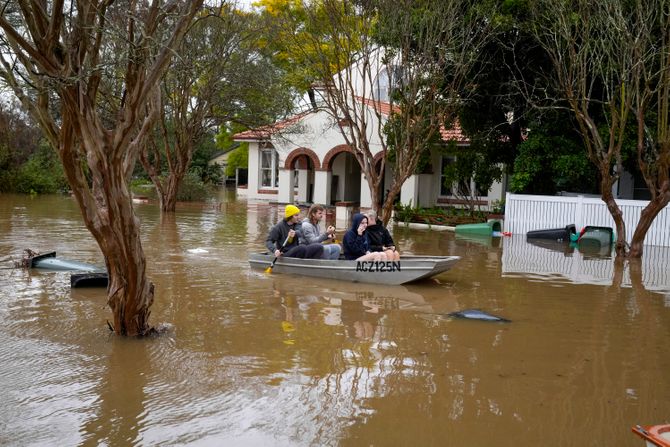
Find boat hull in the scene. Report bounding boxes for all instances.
[249,254,460,285]
[632,424,670,446]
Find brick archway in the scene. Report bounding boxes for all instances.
[284,147,320,170]
[320,144,357,171]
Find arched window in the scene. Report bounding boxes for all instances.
[374,68,390,102]
[374,65,404,102]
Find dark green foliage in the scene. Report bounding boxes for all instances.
[216,123,249,178]
[508,111,587,194]
[442,138,504,198]
[176,171,212,202]
[224,145,248,178]
[0,103,45,192]
[191,132,222,185]
[13,141,68,194]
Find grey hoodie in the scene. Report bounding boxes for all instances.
[299,217,329,245]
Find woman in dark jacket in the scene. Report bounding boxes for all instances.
[342,213,387,261]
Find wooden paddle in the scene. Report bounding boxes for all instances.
[265,235,290,273]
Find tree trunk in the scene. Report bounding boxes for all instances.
[0,0,203,336]
[600,177,627,257]
[101,210,154,336]
[159,171,185,213]
[65,150,155,336]
[368,176,381,219]
[628,194,670,257]
[381,181,403,227]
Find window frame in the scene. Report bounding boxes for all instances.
[259,146,279,189]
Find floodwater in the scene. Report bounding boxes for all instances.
[1,192,669,446]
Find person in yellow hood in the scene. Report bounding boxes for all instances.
[265,204,324,259]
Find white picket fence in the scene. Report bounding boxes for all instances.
[504,193,670,248]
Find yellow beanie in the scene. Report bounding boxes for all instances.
[285,204,301,219]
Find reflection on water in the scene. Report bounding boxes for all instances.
[1,192,670,446]
[502,236,670,295]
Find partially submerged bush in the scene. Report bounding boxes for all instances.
[177,171,213,202]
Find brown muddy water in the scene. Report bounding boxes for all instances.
[1,191,669,446]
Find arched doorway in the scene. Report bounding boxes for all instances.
[322,147,362,205]
[284,148,320,203]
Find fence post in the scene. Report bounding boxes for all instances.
[575,195,584,230]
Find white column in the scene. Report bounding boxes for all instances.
[400,174,419,207]
[313,170,332,205]
[277,168,292,203]
[359,173,372,209]
[247,143,260,199]
[296,169,309,203]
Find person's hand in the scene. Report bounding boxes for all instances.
[357,224,365,235]
[274,249,282,257]
[327,225,335,234]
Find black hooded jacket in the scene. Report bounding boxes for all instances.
[366,219,395,252]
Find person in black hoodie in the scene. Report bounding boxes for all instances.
[266,204,324,259]
[342,213,387,261]
[365,210,400,260]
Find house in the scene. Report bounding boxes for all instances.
[233,58,506,212]
[234,111,507,212]
[208,143,242,185]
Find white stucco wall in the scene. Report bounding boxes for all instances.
[410,147,506,210]
[271,110,385,163]
[242,122,507,208]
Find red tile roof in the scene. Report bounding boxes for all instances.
[355,96,469,144]
[233,110,315,141]
[234,98,470,144]
[354,96,399,115]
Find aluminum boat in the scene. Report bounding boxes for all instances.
[249,253,460,285]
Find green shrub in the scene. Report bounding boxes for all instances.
[177,171,212,202]
[14,144,67,194]
[393,202,418,225]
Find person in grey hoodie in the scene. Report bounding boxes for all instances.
[300,204,341,260]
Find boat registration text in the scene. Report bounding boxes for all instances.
[355,261,401,272]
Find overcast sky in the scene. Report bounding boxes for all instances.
[234,0,257,11]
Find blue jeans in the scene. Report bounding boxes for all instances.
[284,244,324,259]
[322,243,341,260]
